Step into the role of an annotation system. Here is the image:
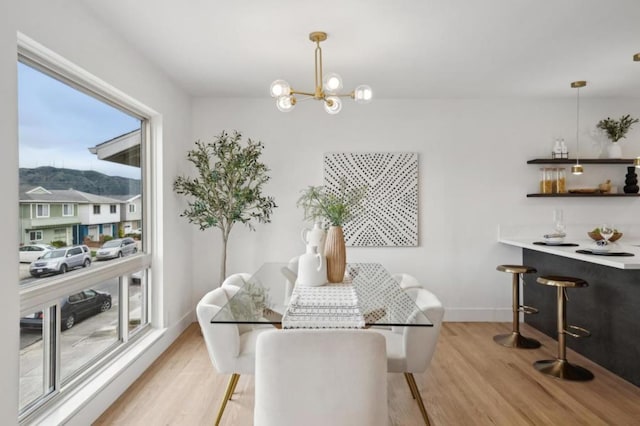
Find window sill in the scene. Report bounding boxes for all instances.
[24,327,166,425]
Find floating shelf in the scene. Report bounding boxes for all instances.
[527,158,636,165]
[527,193,640,198]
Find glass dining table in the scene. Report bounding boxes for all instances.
[210,262,433,328]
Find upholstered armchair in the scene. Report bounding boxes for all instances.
[254,329,389,426]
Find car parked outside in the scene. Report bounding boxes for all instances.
[96,237,138,261]
[29,245,91,277]
[20,289,112,330]
[19,244,55,263]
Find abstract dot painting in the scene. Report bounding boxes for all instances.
[323,152,418,247]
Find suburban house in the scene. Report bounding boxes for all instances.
[19,186,141,245]
[19,186,82,246]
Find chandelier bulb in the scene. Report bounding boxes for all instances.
[276,95,295,112]
[270,80,291,98]
[323,73,343,94]
[324,96,342,114]
[353,85,373,104]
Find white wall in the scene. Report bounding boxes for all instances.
[1,0,194,423]
[191,97,640,320]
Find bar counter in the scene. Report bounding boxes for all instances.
[499,234,640,386]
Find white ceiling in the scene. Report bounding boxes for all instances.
[81,0,640,99]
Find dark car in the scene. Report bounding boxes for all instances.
[20,289,112,330]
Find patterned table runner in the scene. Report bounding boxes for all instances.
[282,284,365,329]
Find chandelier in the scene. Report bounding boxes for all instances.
[270,31,372,114]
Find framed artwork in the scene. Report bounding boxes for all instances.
[323,152,418,247]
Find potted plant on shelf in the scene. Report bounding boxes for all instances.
[596,114,639,158]
[297,180,366,283]
[173,130,277,285]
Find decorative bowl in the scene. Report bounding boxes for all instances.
[588,231,622,242]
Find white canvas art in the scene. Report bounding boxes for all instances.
[323,152,418,247]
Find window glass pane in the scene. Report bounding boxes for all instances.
[129,270,148,334]
[19,314,45,411]
[60,281,118,383]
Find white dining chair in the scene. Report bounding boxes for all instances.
[392,272,423,291]
[254,329,389,426]
[196,286,271,425]
[372,284,444,426]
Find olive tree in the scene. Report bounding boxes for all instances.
[173,130,277,284]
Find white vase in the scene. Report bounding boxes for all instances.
[606,142,622,159]
[297,245,327,287]
[301,222,326,254]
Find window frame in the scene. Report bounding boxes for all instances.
[128,203,135,213]
[29,230,43,241]
[92,205,101,215]
[110,204,117,214]
[17,32,160,423]
[62,204,73,217]
[35,204,50,218]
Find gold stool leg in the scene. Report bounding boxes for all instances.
[405,373,431,426]
[534,288,593,381]
[215,373,240,426]
[494,272,541,349]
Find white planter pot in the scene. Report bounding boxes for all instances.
[606,142,622,159]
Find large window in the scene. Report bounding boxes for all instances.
[18,51,151,421]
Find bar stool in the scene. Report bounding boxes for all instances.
[494,265,541,349]
[534,275,594,381]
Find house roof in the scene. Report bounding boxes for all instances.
[20,187,139,204]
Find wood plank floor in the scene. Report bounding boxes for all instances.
[94,322,640,425]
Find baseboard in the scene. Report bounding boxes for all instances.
[444,308,512,322]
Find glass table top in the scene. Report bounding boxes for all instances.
[210,263,433,328]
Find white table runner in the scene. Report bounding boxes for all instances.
[282,284,365,329]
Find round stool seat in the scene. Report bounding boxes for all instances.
[497,265,537,274]
[536,276,588,288]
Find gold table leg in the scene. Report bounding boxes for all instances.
[405,373,431,426]
[215,373,240,426]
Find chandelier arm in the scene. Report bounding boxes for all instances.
[290,89,317,97]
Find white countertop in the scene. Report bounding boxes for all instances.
[498,236,640,269]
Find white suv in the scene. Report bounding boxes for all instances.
[29,245,92,278]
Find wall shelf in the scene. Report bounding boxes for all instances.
[527,158,635,164]
[527,193,640,198]
[527,158,639,197]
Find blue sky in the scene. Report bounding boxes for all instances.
[18,62,141,179]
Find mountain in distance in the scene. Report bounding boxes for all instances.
[19,166,141,196]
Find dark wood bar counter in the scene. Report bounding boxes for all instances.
[502,243,640,386]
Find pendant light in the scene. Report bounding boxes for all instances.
[634,53,640,167]
[270,32,372,114]
[571,81,586,175]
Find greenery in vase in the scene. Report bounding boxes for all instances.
[173,130,277,284]
[297,179,367,227]
[596,114,639,142]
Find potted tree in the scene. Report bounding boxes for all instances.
[297,180,366,283]
[173,130,277,284]
[596,114,639,158]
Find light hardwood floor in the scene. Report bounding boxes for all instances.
[95,322,640,425]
